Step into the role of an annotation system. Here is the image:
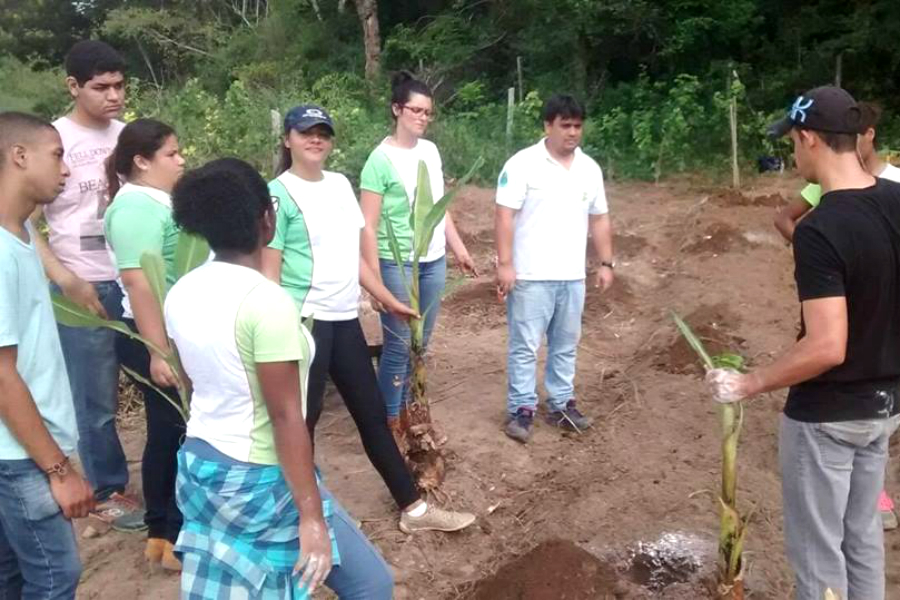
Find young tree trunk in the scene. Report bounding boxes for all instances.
[353,0,381,80]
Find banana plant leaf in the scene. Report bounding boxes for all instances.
[413,156,485,262]
[410,160,434,262]
[384,217,414,304]
[140,251,168,323]
[120,364,188,422]
[51,293,169,357]
[174,232,210,279]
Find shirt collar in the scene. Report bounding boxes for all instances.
[537,137,582,168]
[118,182,172,207]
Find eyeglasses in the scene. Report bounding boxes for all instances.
[401,105,436,121]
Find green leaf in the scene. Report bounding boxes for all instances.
[712,352,745,371]
[174,232,210,279]
[120,365,188,422]
[51,293,170,357]
[414,156,485,261]
[384,217,415,305]
[671,311,714,370]
[410,159,434,258]
[140,251,168,319]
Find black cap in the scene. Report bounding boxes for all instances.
[284,104,335,135]
[767,86,863,140]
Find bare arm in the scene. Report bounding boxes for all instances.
[735,297,847,398]
[30,207,107,318]
[359,255,417,319]
[261,248,283,284]
[257,360,331,591]
[120,269,177,388]
[589,213,614,291]
[773,199,813,244]
[359,190,384,277]
[495,205,517,300]
[444,211,477,276]
[0,346,94,518]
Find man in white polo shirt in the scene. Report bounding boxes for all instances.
[495,94,614,443]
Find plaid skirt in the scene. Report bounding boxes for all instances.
[174,447,341,599]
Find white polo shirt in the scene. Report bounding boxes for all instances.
[495,139,608,281]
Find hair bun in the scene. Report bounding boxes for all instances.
[391,70,414,91]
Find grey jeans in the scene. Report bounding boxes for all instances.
[780,413,900,600]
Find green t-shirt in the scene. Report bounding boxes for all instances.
[105,183,180,287]
[268,177,313,309]
[359,139,447,263]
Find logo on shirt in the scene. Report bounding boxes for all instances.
[499,171,509,187]
[271,195,280,212]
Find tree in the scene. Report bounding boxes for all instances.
[353,0,381,80]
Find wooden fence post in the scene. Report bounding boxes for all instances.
[506,87,515,148]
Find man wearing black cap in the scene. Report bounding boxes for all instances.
[707,86,900,600]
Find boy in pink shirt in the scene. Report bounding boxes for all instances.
[32,41,143,529]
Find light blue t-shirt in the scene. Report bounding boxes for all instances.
[0,222,77,460]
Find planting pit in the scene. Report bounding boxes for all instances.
[683,222,754,255]
[467,539,629,600]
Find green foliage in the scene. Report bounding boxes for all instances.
[0,57,68,117]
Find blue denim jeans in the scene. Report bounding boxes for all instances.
[54,280,128,501]
[0,459,82,600]
[321,486,394,599]
[506,279,585,414]
[378,256,446,418]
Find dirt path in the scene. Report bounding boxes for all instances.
[74,175,900,598]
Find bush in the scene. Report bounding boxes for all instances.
[0,57,69,117]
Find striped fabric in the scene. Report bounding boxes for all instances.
[174,448,341,599]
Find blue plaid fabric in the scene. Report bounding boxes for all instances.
[174,448,341,599]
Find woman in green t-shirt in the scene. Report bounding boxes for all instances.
[359,72,477,428]
[104,118,186,570]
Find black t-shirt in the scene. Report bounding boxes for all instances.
[785,178,900,422]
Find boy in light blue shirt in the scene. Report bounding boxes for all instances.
[0,112,94,600]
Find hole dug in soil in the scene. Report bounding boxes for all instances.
[682,222,754,255]
[468,534,714,600]
[650,304,747,375]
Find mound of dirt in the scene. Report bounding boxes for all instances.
[711,189,785,207]
[468,539,629,600]
[585,275,636,314]
[615,234,649,258]
[651,304,746,375]
[682,222,752,255]
[443,279,506,328]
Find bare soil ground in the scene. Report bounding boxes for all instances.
[75,174,900,599]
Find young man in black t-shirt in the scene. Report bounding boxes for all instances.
[708,86,900,600]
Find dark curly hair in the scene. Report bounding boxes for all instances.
[171,158,272,254]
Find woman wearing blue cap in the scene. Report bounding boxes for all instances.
[359,72,477,436]
[261,104,476,534]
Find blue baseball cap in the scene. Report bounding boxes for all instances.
[767,86,862,140]
[284,104,335,135]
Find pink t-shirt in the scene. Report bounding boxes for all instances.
[45,116,125,282]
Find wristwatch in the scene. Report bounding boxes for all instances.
[600,260,616,270]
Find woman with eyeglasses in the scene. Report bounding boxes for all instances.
[359,72,476,435]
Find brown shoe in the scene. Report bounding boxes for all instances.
[161,541,182,572]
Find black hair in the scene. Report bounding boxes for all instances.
[796,126,858,153]
[859,101,884,150]
[65,40,125,86]
[0,112,55,169]
[390,71,432,122]
[171,158,271,254]
[106,118,176,199]
[541,94,586,123]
